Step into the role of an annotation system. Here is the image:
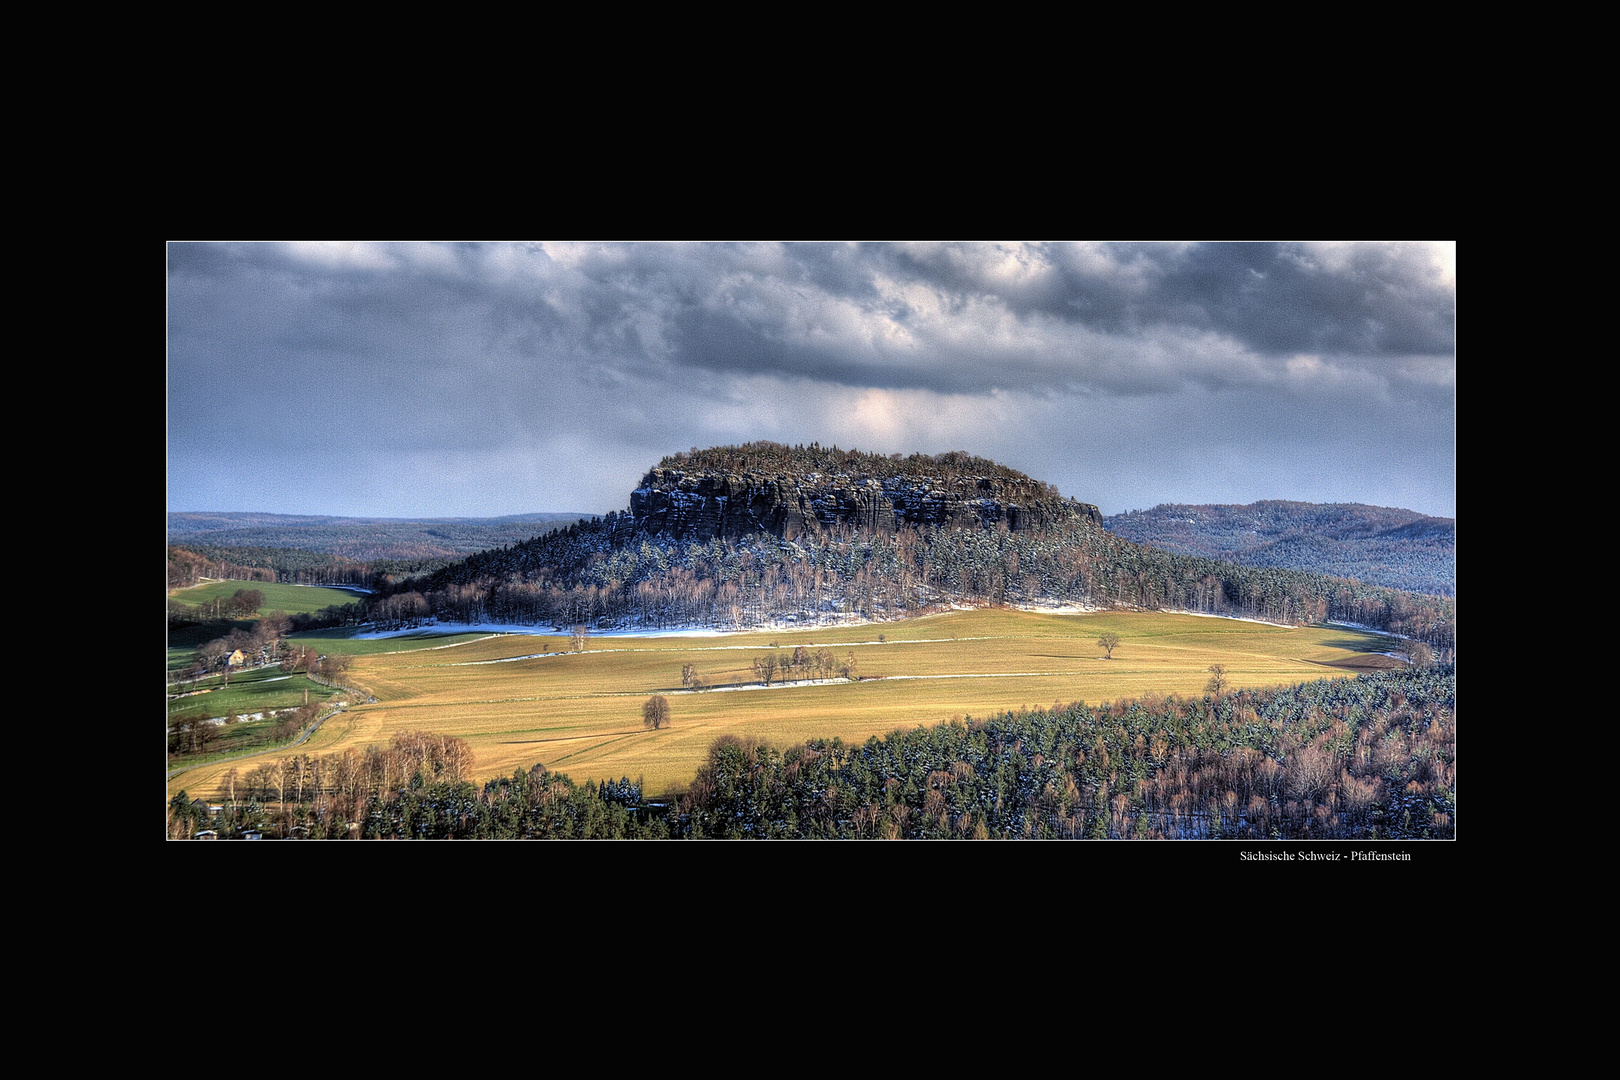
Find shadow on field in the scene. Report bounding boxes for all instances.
[1320,634,1397,654]
[1309,653,1405,672]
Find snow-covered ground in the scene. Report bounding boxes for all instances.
[349,615,871,642]
[350,622,748,644]
[346,604,1369,646]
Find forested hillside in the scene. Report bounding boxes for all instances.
[165,512,590,589]
[410,507,1454,649]
[167,544,412,589]
[166,512,591,562]
[675,665,1455,839]
[1104,502,1455,597]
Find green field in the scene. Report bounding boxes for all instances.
[284,627,499,655]
[166,608,1405,802]
[165,664,350,770]
[167,664,340,722]
[169,579,367,615]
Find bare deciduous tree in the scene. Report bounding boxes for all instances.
[752,655,778,686]
[643,695,671,730]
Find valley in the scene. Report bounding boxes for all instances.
[166,607,1404,803]
[167,242,1454,841]
[166,442,1453,840]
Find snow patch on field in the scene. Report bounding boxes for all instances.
[354,619,838,642]
[351,605,1339,646]
[697,671,1065,693]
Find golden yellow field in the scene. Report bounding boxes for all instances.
[167,609,1401,800]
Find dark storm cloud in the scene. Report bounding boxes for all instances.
[868,241,1455,357]
[1143,242,1455,356]
[570,241,1456,400]
[167,241,1454,519]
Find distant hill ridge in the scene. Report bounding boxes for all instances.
[1103,501,1455,597]
[166,511,591,561]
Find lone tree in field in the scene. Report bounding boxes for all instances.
[570,625,590,653]
[1097,632,1121,659]
[643,695,671,730]
[1205,664,1226,695]
[681,663,704,690]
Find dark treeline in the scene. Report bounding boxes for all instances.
[402,512,1455,649]
[166,587,267,628]
[172,667,1454,840]
[167,544,454,589]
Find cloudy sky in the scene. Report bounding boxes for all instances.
[167,241,1455,520]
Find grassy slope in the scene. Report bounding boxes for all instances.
[167,665,337,721]
[167,608,1404,803]
[168,580,367,615]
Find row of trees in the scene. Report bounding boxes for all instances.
[182,614,289,684]
[169,731,480,839]
[749,647,855,686]
[167,699,323,756]
[167,543,448,589]
[168,589,267,632]
[169,733,667,840]
[167,548,276,589]
[179,623,352,687]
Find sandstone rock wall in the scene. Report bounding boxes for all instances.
[629,468,1100,542]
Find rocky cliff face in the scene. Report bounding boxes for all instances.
[629,466,1100,542]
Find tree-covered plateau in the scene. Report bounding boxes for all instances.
[410,511,1454,650]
